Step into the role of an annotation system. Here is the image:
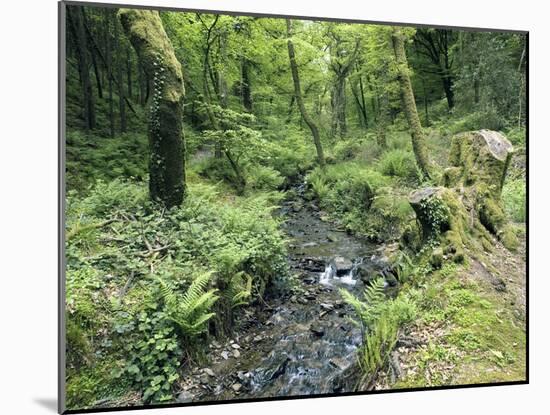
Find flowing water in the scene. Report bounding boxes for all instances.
[183,181,392,403]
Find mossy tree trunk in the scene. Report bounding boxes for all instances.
[331,75,347,138]
[119,9,186,208]
[286,19,326,168]
[444,130,517,249]
[391,27,431,179]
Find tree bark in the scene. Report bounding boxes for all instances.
[331,75,347,138]
[391,27,431,178]
[104,9,115,138]
[241,57,253,112]
[68,6,96,131]
[119,9,186,207]
[286,19,325,168]
[114,18,126,133]
[126,47,133,101]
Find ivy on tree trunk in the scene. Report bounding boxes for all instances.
[119,9,186,207]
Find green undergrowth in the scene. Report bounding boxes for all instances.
[341,277,417,382]
[343,251,525,388]
[394,260,526,388]
[306,159,416,241]
[66,130,149,193]
[65,178,288,408]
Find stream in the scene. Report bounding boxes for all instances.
[178,180,394,404]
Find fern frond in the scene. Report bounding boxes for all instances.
[363,277,386,306]
[230,272,253,308]
[157,271,219,337]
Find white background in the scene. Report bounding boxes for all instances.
[0,0,545,413]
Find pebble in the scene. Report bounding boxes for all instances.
[232,383,242,392]
[203,368,216,377]
[233,349,241,358]
[231,343,241,349]
[221,351,229,360]
[310,323,325,337]
[176,391,194,403]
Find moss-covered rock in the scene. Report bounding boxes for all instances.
[409,187,470,263]
[448,130,517,250]
[407,130,517,262]
[447,129,513,196]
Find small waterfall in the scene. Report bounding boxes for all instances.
[319,257,363,287]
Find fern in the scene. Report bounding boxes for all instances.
[157,272,219,337]
[341,277,409,380]
[229,271,253,308]
[340,277,386,333]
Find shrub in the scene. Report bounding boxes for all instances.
[505,127,526,146]
[332,139,363,161]
[377,149,419,181]
[66,130,149,193]
[65,178,288,405]
[306,164,413,240]
[246,165,285,191]
[364,189,415,241]
[307,163,387,211]
[502,178,526,222]
[264,130,316,179]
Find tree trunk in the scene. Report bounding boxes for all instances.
[442,75,454,110]
[126,47,133,101]
[138,63,150,106]
[216,31,230,159]
[376,91,390,149]
[358,75,368,128]
[104,9,115,138]
[331,75,347,138]
[241,57,253,112]
[114,18,126,133]
[391,27,431,178]
[286,19,325,168]
[82,9,103,100]
[119,9,186,207]
[68,6,96,130]
[351,82,366,128]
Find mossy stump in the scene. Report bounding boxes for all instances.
[408,130,518,260]
[446,130,517,250]
[409,187,469,264]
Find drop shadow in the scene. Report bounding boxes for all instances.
[34,398,58,413]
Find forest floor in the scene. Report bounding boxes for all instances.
[173,180,527,404]
[379,227,527,389]
[173,180,392,403]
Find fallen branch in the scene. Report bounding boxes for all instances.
[66,218,117,241]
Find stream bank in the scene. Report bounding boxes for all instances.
[177,180,396,403]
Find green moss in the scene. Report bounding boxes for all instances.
[395,264,526,388]
[500,226,519,251]
[441,166,461,187]
[430,247,444,269]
